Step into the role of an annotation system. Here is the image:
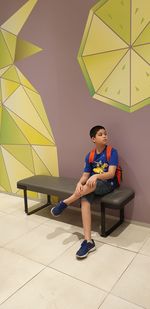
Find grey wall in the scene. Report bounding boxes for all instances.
[1,0,150,223]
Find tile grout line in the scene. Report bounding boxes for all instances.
[1,246,48,267]
[137,235,150,253]
[98,253,147,308]
[109,250,138,292]
[98,293,146,309]
[0,265,47,307]
[2,235,80,268]
[96,244,137,307]
[48,264,108,294]
[47,239,80,266]
[93,238,140,254]
[1,214,54,248]
[104,250,143,308]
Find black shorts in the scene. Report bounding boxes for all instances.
[81,180,116,204]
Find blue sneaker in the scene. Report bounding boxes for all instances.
[51,201,68,217]
[76,239,96,259]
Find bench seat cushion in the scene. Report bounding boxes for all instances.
[17,175,77,198]
[101,187,135,209]
[17,175,134,209]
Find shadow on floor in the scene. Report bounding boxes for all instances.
[33,204,129,239]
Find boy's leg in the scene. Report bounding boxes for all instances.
[51,183,96,216]
[79,180,113,240]
[81,199,91,241]
[64,183,96,205]
[76,181,113,259]
[76,197,96,259]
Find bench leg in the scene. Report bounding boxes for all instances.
[120,208,124,223]
[23,190,51,215]
[100,204,106,237]
[100,205,124,237]
[24,189,28,214]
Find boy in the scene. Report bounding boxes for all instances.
[51,125,119,259]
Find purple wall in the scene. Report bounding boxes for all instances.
[1,0,150,223]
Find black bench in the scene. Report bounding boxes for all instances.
[17,175,135,237]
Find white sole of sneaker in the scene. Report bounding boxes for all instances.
[50,207,60,217]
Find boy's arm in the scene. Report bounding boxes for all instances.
[78,172,90,185]
[97,165,116,180]
[86,166,116,187]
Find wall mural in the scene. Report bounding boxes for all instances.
[78,0,150,112]
[0,0,59,197]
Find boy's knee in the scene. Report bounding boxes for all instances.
[81,199,91,207]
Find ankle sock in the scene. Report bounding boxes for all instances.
[86,239,92,243]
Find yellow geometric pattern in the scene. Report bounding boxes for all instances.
[0,0,59,196]
[78,0,150,112]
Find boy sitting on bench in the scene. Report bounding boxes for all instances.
[51,125,119,259]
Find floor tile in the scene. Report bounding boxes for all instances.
[11,207,50,224]
[0,267,106,309]
[93,222,150,252]
[0,248,44,305]
[0,214,41,246]
[0,193,25,214]
[44,209,84,238]
[0,193,46,221]
[50,241,135,291]
[112,253,150,308]
[6,219,80,265]
[139,236,150,257]
[99,294,143,309]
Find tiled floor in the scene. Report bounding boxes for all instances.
[0,193,150,308]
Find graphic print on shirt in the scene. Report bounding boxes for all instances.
[92,160,108,174]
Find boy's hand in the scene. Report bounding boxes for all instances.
[76,182,83,194]
[86,175,98,187]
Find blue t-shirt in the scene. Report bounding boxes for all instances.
[84,146,118,187]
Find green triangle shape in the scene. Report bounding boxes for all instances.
[95,0,131,45]
[1,78,20,102]
[2,65,20,83]
[24,88,55,140]
[0,31,12,69]
[32,148,50,175]
[131,0,150,44]
[83,49,127,92]
[0,66,10,77]
[83,14,128,56]
[98,51,130,106]
[15,38,42,62]
[15,67,36,92]
[3,145,35,173]
[134,23,150,46]
[133,44,150,65]
[0,107,29,145]
[0,147,11,191]
[1,29,17,61]
[1,0,37,35]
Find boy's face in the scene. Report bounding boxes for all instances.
[92,129,108,145]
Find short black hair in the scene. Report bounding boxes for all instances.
[89,125,106,138]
